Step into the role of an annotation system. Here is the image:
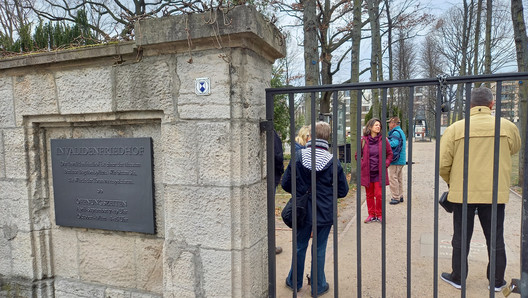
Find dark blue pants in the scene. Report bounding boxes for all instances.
[451,203,506,285]
[286,223,331,294]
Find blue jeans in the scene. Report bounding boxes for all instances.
[286,223,331,294]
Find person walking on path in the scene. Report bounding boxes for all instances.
[281,121,349,296]
[387,117,407,205]
[439,87,521,292]
[357,118,393,223]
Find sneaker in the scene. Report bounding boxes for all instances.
[488,280,507,292]
[311,283,330,297]
[389,198,400,205]
[441,272,461,289]
[377,216,382,223]
[364,215,376,223]
[400,197,404,202]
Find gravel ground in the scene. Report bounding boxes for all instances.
[273,140,522,297]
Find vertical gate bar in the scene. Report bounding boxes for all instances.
[433,85,442,298]
[332,91,339,298]
[266,92,276,298]
[381,88,388,298]
[461,83,473,297]
[356,89,363,298]
[343,101,348,178]
[489,81,503,298]
[289,93,299,297]
[311,92,318,296]
[407,86,415,298]
[521,81,528,298]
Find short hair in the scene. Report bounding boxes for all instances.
[470,87,493,107]
[364,118,382,136]
[295,126,310,146]
[389,116,400,124]
[308,121,331,141]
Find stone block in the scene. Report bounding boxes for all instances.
[164,185,232,249]
[0,226,12,275]
[11,231,34,278]
[130,292,162,298]
[78,232,136,288]
[54,277,105,298]
[163,244,197,297]
[51,228,79,279]
[0,130,4,178]
[160,123,199,185]
[135,237,163,294]
[200,248,232,297]
[0,180,31,231]
[104,288,130,298]
[0,77,15,128]
[55,67,112,115]
[3,128,27,179]
[115,57,174,113]
[229,183,267,250]
[13,73,58,126]
[177,104,231,120]
[228,122,264,186]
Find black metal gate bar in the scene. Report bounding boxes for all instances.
[407,86,415,298]
[310,92,319,297]
[288,92,299,297]
[522,88,528,298]
[332,91,339,298]
[355,89,363,298]
[381,88,388,298]
[266,92,276,298]
[460,82,473,297]
[433,85,442,298]
[489,81,503,298]
[264,72,528,298]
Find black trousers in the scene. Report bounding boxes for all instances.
[451,203,506,285]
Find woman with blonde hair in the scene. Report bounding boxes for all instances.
[294,125,310,151]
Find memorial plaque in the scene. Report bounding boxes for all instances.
[51,138,155,234]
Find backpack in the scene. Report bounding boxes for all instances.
[390,130,403,162]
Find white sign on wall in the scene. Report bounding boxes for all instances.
[195,78,211,95]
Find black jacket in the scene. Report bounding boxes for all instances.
[274,130,284,187]
[281,139,349,226]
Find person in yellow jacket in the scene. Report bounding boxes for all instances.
[439,86,521,292]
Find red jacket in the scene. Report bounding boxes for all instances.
[357,135,393,187]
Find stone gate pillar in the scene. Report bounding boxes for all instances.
[0,5,284,297]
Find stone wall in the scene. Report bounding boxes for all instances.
[0,6,284,297]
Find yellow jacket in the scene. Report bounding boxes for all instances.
[439,106,521,204]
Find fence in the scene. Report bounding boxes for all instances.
[264,72,528,297]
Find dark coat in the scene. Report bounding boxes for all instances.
[281,140,349,226]
[274,130,284,187]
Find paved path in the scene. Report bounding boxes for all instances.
[274,140,522,297]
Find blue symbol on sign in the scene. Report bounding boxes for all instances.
[195,78,210,95]
[199,82,206,93]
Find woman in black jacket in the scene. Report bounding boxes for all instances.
[281,121,349,296]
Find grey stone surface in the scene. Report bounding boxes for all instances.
[0,180,31,231]
[10,231,34,278]
[56,66,113,114]
[115,57,174,113]
[135,237,164,294]
[3,128,26,179]
[0,76,15,127]
[0,225,12,276]
[51,228,79,279]
[164,185,232,249]
[0,130,4,178]
[54,277,106,298]
[135,6,285,61]
[13,73,58,126]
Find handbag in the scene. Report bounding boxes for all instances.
[281,191,310,228]
[439,191,453,213]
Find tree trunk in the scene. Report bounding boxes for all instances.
[473,0,482,76]
[303,0,320,124]
[484,0,492,78]
[349,0,363,182]
[367,0,382,118]
[511,0,528,186]
[385,0,395,114]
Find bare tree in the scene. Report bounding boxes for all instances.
[0,0,32,49]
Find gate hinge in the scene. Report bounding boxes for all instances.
[260,120,273,133]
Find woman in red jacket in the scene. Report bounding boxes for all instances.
[359,118,393,223]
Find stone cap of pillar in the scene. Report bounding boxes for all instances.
[134,5,286,62]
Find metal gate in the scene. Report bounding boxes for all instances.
[264,72,528,297]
